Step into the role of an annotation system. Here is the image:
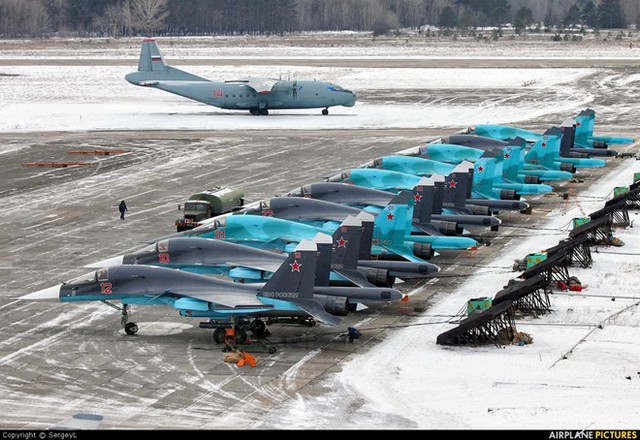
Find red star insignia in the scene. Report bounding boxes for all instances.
[336,237,347,248]
[541,142,546,148]
[478,166,484,172]
[576,122,581,126]
[414,193,423,203]
[504,153,510,159]
[448,180,457,188]
[386,213,394,220]
[289,260,301,272]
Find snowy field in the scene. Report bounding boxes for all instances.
[0,65,597,132]
[0,36,639,429]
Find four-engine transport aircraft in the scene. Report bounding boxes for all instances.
[125,39,357,115]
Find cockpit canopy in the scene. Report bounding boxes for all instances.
[132,239,169,255]
[326,171,351,182]
[362,158,382,168]
[213,217,226,229]
[328,84,353,94]
[66,268,108,286]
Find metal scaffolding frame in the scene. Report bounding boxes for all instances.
[436,301,517,346]
[519,250,571,285]
[569,214,614,246]
[493,274,552,317]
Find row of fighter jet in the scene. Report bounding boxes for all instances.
[22,109,633,342]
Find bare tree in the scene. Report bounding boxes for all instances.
[132,0,169,35]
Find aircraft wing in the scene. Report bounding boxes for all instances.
[290,298,342,325]
[334,269,377,288]
[383,244,425,263]
[229,78,278,94]
[413,223,443,236]
[226,260,283,273]
[168,287,271,309]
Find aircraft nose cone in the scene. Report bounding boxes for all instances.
[84,255,124,268]
[20,284,61,301]
[345,93,357,107]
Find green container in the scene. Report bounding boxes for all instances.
[572,217,590,229]
[467,297,492,316]
[614,186,629,197]
[633,172,640,183]
[526,252,547,268]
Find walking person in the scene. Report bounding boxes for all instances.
[119,200,128,220]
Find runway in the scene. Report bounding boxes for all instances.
[0,40,638,428]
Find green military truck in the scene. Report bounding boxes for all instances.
[175,186,245,232]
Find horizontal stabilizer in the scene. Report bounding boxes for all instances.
[291,298,342,325]
[334,268,377,287]
[383,244,423,262]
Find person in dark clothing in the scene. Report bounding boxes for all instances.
[119,200,127,220]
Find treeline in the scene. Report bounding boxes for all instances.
[0,0,638,38]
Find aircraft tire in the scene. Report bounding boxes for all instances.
[124,322,138,335]
[322,108,329,116]
[212,327,226,344]
[259,109,269,116]
[249,319,266,337]
[250,108,260,115]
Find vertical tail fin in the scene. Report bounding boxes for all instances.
[373,192,412,246]
[560,118,577,157]
[473,157,497,193]
[357,212,375,260]
[313,233,333,287]
[126,39,209,83]
[138,38,168,72]
[411,177,435,223]
[526,134,549,166]
[540,128,563,168]
[574,109,595,146]
[259,240,317,300]
[330,216,362,270]
[443,162,473,210]
[431,175,445,215]
[259,240,342,326]
[502,138,526,181]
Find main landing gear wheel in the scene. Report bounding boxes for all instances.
[124,322,138,335]
[259,108,269,115]
[249,319,266,337]
[322,108,329,115]
[212,327,226,344]
[250,108,260,115]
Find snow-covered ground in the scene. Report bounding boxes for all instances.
[1,37,639,429]
[262,160,640,429]
[0,65,595,132]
